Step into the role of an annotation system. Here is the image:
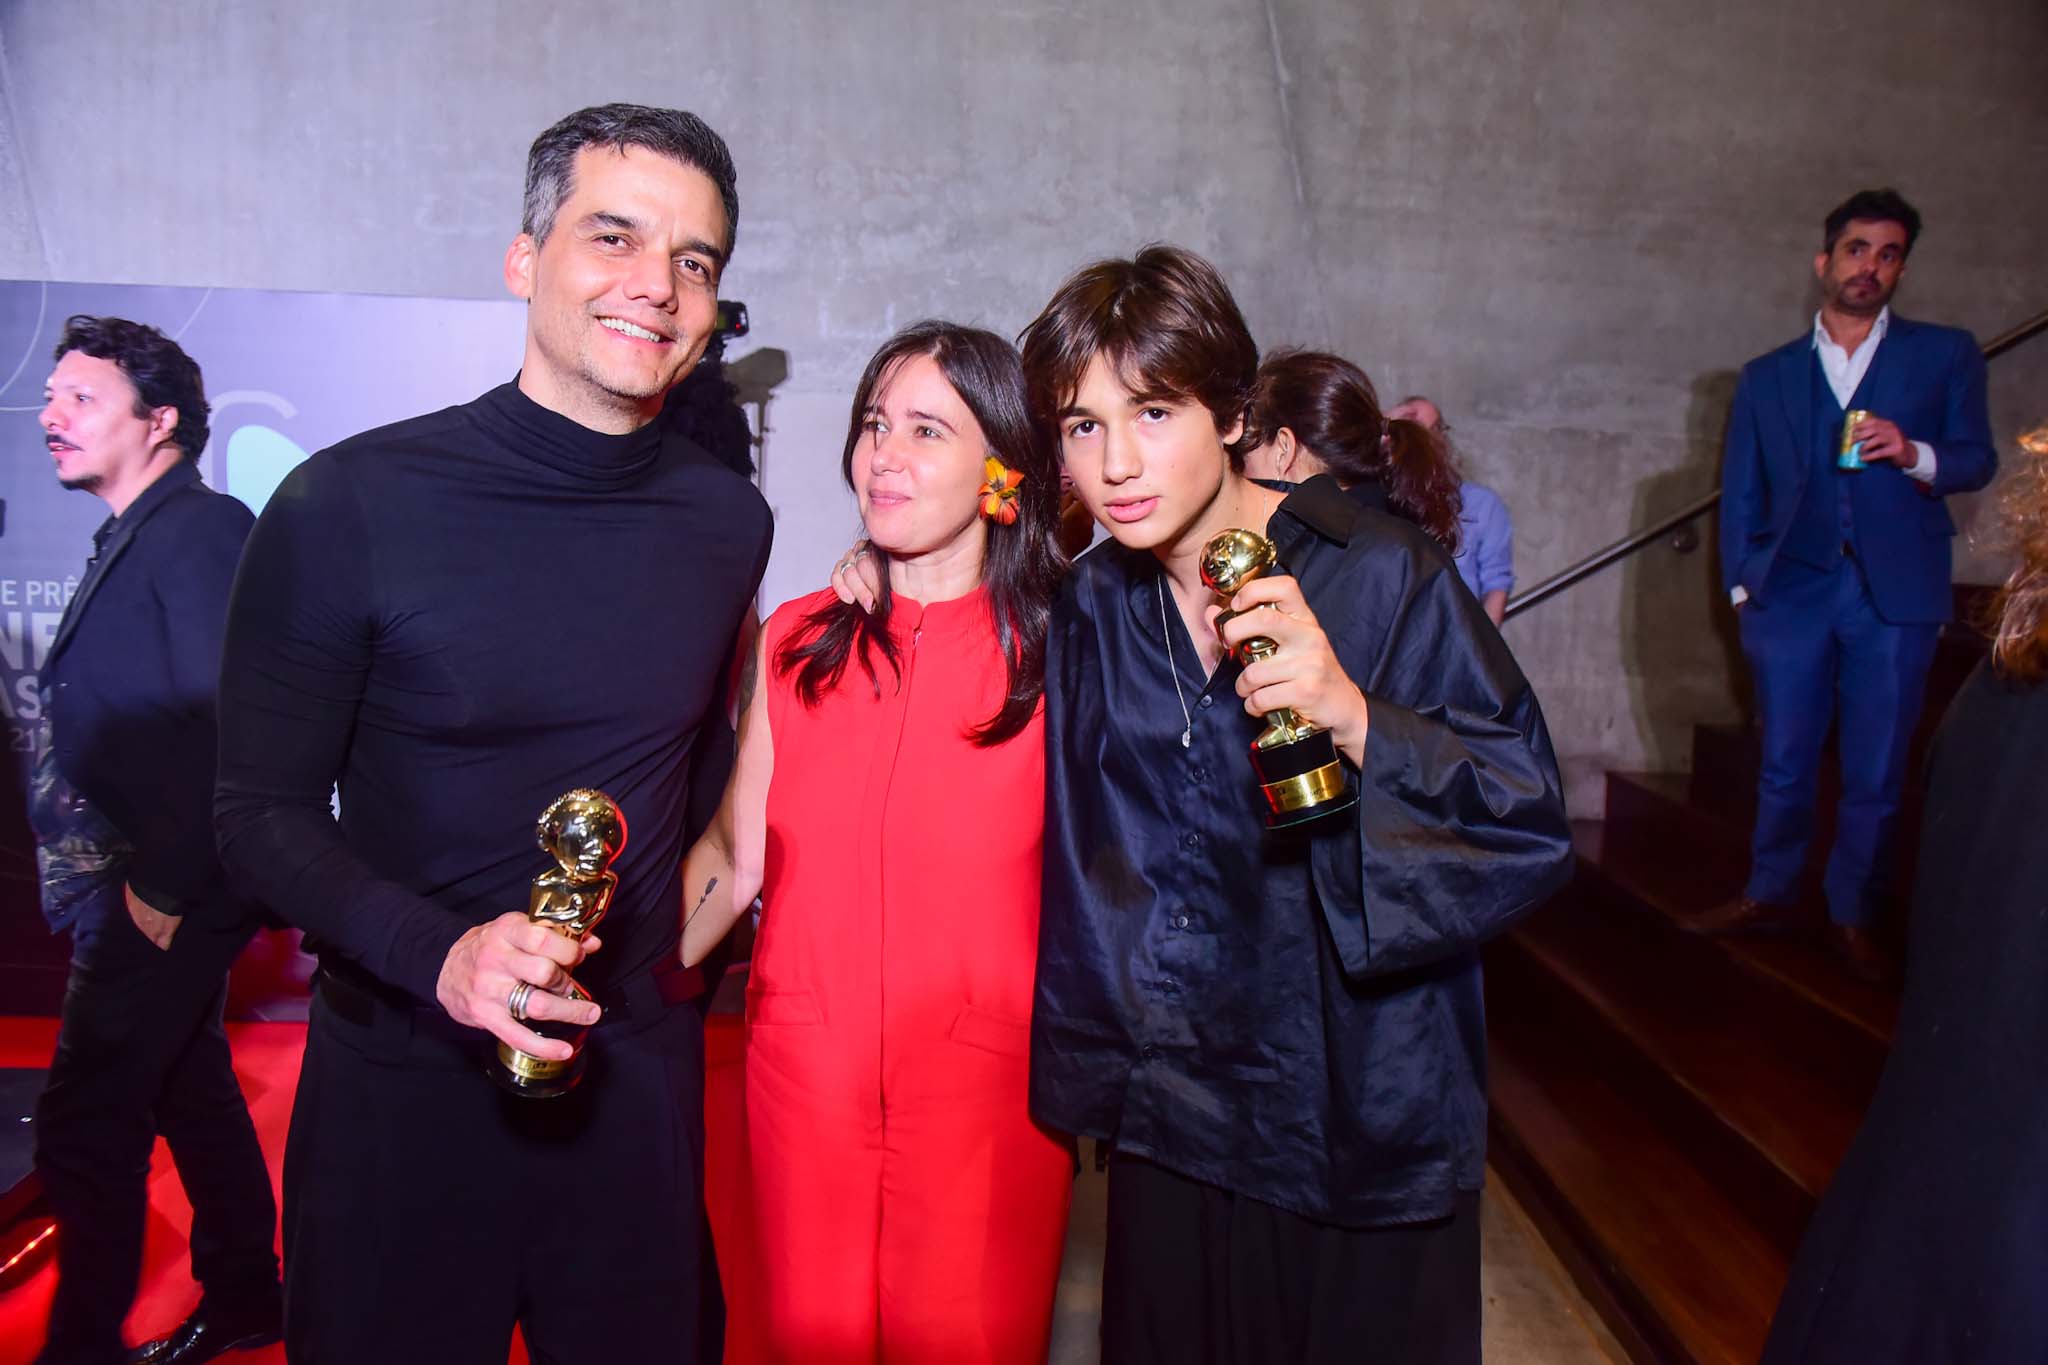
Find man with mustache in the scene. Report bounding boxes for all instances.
[1700,189,1996,980]
[214,105,770,1361]
[30,316,282,1365]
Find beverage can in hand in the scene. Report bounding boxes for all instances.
[1838,409,1873,470]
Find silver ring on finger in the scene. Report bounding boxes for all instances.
[507,980,534,1022]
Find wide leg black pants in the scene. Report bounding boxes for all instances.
[282,981,705,1364]
[1099,1151,1480,1365]
[34,896,279,1365]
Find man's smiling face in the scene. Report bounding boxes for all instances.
[507,143,729,430]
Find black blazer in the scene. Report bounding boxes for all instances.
[43,461,253,927]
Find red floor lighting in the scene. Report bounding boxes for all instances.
[0,1220,57,1290]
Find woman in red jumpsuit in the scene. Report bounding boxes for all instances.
[682,321,1072,1363]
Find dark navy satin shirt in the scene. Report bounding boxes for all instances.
[1028,476,1572,1227]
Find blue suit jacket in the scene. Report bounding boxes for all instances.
[1719,315,1996,624]
[39,462,254,928]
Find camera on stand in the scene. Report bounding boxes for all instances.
[663,299,754,478]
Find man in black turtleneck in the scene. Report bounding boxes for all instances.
[214,105,770,1363]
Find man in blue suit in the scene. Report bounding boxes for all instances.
[1698,189,1996,980]
[28,318,281,1365]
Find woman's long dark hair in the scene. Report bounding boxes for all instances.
[1248,349,1464,553]
[777,321,1064,745]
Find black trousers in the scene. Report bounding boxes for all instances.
[283,977,706,1364]
[1100,1151,1481,1365]
[34,895,279,1365]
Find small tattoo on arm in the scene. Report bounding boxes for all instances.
[736,643,761,718]
[685,876,720,927]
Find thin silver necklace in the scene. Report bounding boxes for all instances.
[1157,575,1193,748]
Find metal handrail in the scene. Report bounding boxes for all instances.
[1504,491,1723,618]
[1503,305,2048,621]
[1981,304,2048,360]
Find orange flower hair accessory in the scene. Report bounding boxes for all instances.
[979,456,1024,525]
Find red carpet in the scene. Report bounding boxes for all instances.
[703,1012,754,1364]
[0,1006,754,1364]
[0,1020,299,1365]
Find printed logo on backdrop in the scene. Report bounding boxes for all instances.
[0,278,526,828]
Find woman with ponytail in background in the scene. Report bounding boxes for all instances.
[1243,353,1523,626]
[1242,349,1465,546]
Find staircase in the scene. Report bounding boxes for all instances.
[1485,588,1992,1364]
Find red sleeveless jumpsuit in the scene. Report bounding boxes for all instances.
[737,586,1071,1364]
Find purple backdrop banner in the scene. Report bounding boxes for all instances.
[1,278,527,935]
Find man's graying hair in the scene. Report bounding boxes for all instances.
[521,104,740,259]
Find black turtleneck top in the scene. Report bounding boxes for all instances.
[215,381,772,1007]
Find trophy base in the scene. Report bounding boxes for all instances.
[1252,729,1358,829]
[491,1034,588,1100]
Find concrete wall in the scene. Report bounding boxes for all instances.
[5,0,2044,814]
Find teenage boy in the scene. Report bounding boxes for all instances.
[1023,246,1571,1362]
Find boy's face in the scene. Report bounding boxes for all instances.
[1056,352,1243,557]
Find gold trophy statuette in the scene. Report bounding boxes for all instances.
[1200,529,1359,829]
[493,788,627,1098]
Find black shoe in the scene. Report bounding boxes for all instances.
[128,1302,282,1365]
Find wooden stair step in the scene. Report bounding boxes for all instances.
[1595,775,1837,932]
[1688,723,1763,825]
[1487,935,1814,1260]
[1507,891,1882,1206]
[1575,822,1900,1045]
[1601,772,1750,906]
[1689,934,1899,1048]
[1488,983,1787,1365]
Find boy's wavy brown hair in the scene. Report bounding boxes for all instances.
[1019,244,1259,463]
